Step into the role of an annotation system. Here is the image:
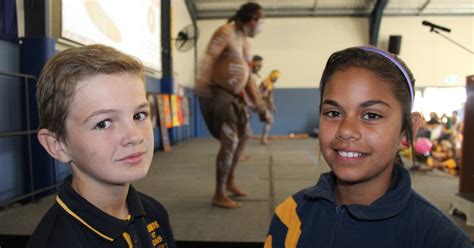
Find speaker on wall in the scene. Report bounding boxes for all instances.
[388,35,402,55]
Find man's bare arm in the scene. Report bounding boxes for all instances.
[196,27,232,96]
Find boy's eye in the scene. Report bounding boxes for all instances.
[362,112,382,120]
[95,120,112,130]
[134,112,149,121]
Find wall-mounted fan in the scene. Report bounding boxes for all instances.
[173,24,198,52]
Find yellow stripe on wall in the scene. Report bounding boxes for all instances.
[275,197,302,248]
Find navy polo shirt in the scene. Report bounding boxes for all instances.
[27,176,176,248]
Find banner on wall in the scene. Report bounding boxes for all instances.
[160,94,173,128]
[182,97,190,125]
[177,96,184,126]
[146,93,158,128]
[156,94,171,152]
[170,95,180,127]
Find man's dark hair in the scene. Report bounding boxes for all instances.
[228,2,262,24]
[253,55,263,62]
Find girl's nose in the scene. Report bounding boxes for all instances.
[335,116,361,141]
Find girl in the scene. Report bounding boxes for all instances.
[263,46,471,247]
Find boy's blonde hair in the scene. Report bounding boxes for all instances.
[36,44,145,142]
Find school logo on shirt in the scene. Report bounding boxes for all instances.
[147,220,167,247]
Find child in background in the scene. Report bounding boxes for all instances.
[264,46,471,247]
[28,45,176,247]
[259,70,280,145]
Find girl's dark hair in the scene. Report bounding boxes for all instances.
[319,47,416,164]
[227,2,262,24]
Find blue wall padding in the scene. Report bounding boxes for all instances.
[196,88,321,138]
[0,0,18,42]
[249,88,320,135]
[0,40,24,203]
[20,36,55,196]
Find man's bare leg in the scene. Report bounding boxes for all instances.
[226,131,249,197]
[261,123,272,145]
[213,123,241,209]
[239,122,252,162]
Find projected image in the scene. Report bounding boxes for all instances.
[61,0,162,71]
[84,1,122,43]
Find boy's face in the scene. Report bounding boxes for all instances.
[252,60,262,74]
[319,67,404,187]
[62,72,153,186]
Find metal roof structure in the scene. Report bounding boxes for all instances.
[191,0,474,19]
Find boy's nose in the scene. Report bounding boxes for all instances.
[121,122,144,146]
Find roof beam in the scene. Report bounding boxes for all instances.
[418,0,432,15]
[369,0,388,46]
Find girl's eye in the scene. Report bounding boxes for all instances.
[323,110,341,118]
[95,120,112,130]
[362,112,382,120]
[134,112,149,121]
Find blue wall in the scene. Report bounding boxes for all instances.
[0,40,24,203]
[195,88,321,137]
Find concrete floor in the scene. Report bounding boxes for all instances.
[0,138,473,243]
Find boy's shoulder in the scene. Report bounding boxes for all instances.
[27,201,82,248]
[134,190,170,218]
[28,178,173,248]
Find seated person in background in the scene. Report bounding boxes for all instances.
[415,115,431,139]
[258,70,280,145]
[427,139,459,176]
[28,45,176,248]
[427,112,441,125]
[438,121,453,141]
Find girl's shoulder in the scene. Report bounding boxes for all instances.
[407,191,472,246]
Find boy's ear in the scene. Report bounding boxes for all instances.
[37,129,72,163]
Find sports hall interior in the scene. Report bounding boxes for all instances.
[0,0,473,247]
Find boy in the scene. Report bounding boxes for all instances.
[258,70,280,145]
[27,44,176,247]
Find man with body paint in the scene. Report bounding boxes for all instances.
[196,2,265,209]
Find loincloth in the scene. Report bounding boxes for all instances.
[199,86,248,139]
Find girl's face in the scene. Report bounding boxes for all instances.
[319,67,404,187]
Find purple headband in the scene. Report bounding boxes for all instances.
[359,46,414,110]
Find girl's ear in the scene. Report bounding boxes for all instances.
[400,112,422,148]
[410,112,422,137]
[37,129,72,163]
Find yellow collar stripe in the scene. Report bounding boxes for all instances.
[56,196,114,242]
[122,232,133,248]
